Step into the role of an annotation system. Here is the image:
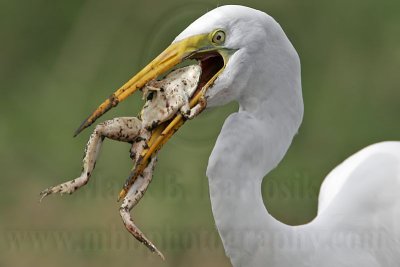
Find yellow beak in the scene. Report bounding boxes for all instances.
[73,33,230,200]
[75,33,221,136]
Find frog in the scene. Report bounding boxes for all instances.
[40,64,204,259]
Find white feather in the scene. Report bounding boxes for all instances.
[178,5,400,267]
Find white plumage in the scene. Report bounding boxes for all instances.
[177,5,400,267]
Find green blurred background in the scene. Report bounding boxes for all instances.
[1,0,399,266]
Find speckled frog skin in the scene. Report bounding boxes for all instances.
[40,65,203,259]
[140,65,202,129]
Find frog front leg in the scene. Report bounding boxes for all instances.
[180,95,207,120]
[40,117,142,201]
[119,156,165,259]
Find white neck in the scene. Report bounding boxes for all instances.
[206,43,303,266]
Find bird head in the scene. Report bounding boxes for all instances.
[74,5,300,135]
[73,7,235,136]
[73,5,302,199]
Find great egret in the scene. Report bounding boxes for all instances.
[71,5,400,266]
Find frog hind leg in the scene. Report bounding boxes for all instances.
[129,128,151,163]
[119,156,165,259]
[40,117,142,201]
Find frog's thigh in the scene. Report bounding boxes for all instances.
[86,117,142,172]
[40,117,142,201]
[100,117,142,142]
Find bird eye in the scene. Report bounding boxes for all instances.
[212,30,226,45]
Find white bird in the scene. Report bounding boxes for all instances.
[76,5,400,266]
